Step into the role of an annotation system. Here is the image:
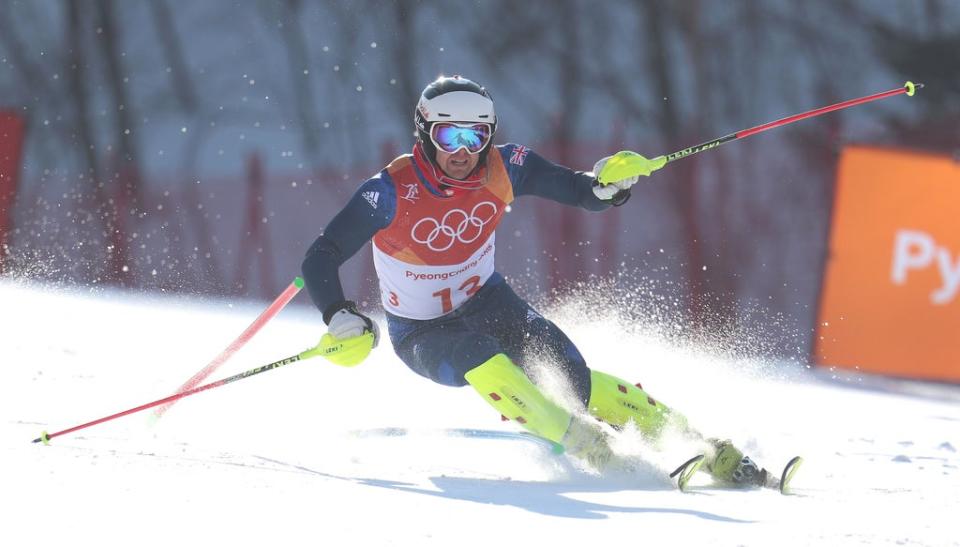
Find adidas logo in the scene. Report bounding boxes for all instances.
[362,191,379,209]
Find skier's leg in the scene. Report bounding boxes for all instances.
[463,353,570,442]
[458,280,624,468]
[387,311,612,468]
[464,352,614,470]
[467,280,591,406]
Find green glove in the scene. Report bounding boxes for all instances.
[310,302,380,366]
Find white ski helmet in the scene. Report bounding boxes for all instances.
[415,75,497,164]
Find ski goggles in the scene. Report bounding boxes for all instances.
[429,122,492,154]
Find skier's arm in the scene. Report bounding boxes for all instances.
[502,145,630,210]
[301,174,395,320]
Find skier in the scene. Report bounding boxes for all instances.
[302,75,771,488]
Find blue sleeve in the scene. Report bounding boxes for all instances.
[301,172,395,317]
[499,144,611,212]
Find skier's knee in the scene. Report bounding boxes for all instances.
[426,334,501,386]
[444,334,501,384]
[400,332,501,387]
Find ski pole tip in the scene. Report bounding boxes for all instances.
[905,81,923,96]
[293,277,305,289]
[32,431,50,445]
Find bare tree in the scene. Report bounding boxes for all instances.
[636,0,713,327]
[65,0,110,278]
[95,0,145,285]
[148,0,198,114]
[548,0,590,289]
[275,0,325,171]
[384,0,423,129]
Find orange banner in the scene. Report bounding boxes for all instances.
[815,146,960,382]
[0,111,26,271]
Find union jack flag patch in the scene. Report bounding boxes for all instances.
[510,145,530,166]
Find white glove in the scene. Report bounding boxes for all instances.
[327,305,380,347]
[591,155,639,201]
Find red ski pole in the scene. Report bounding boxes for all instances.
[151,276,304,419]
[660,81,923,164]
[32,333,374,444]
[597,82,923,182]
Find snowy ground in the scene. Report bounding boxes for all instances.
[2,280,958,546]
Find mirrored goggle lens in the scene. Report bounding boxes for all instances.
[430,123,491,154]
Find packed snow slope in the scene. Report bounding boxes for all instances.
[2,280,957,547]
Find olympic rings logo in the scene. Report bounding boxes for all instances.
[411,201,498,252]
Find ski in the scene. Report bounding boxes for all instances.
[777,456,803,495]
[669,454,706,492]
[357,427,802,494]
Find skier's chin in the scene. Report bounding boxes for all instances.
[444,168,471,180]
[440,162,474,180]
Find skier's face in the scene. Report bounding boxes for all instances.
[435,147,479,180]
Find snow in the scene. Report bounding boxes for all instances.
[2,280,958,546]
